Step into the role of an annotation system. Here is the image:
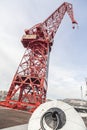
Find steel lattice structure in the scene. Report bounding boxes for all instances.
[0,2,77,112]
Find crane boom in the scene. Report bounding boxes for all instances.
[24,2,77,44]
[43,2,77,40]
[0,2,77,113]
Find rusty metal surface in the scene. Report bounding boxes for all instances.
[0,107,31,129]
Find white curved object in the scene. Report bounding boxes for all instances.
[28,100,86,130]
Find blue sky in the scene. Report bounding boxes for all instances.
[0,0,87,100]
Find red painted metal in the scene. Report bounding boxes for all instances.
[0,2,77,112]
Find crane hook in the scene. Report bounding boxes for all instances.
[72,20,78,29]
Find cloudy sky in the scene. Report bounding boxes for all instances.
[0,0,87,100]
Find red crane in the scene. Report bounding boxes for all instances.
[0,2,77,113]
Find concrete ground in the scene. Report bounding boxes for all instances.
[0,106,87,129]
[0,106,31,129]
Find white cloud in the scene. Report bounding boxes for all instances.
[47,65,86,99]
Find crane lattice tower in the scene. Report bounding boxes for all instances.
[0,2,77,113]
